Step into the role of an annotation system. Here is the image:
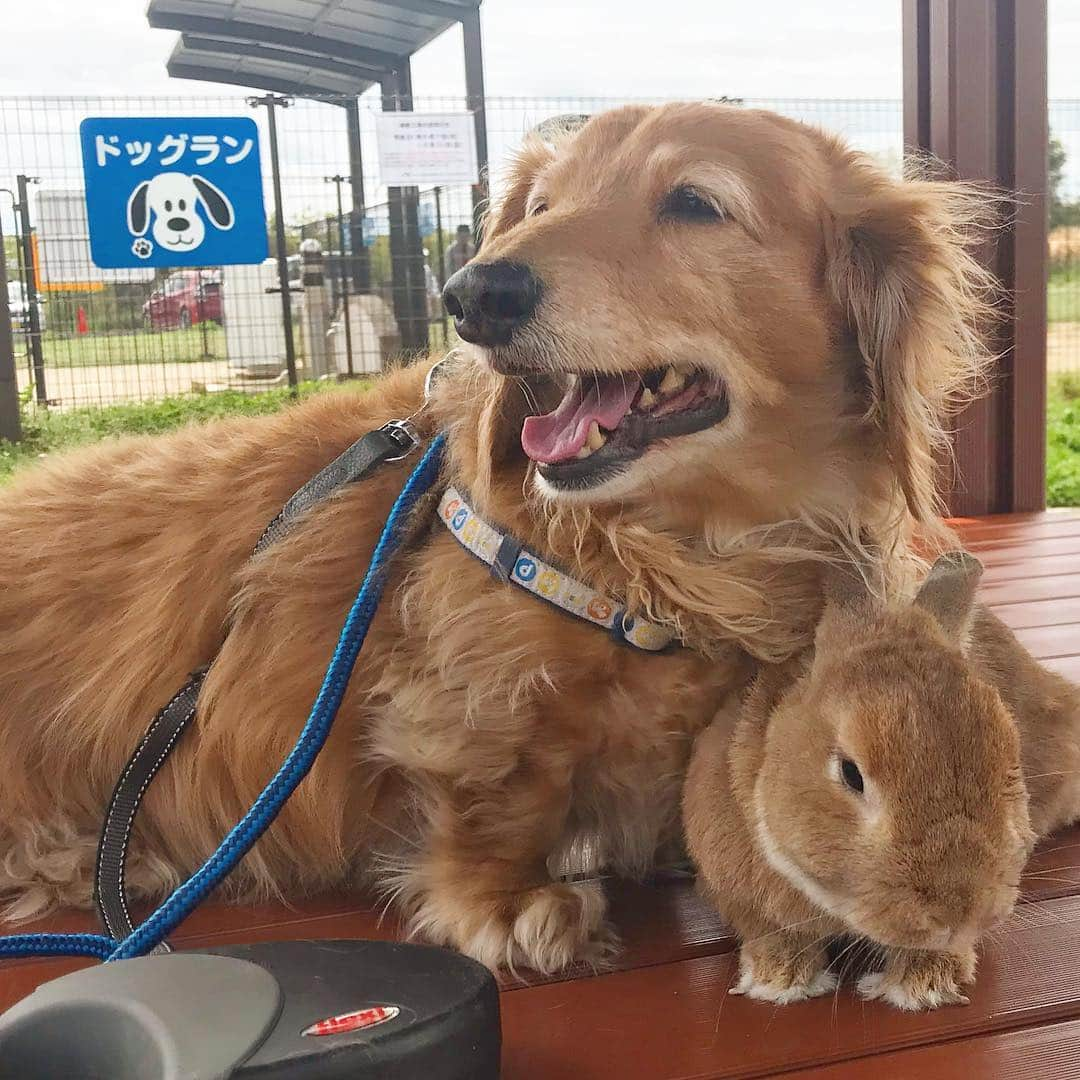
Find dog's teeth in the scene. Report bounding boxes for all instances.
[575,445,592,459]
[659,367,686,395]
[586,420,606,451]
[638,388,656,409]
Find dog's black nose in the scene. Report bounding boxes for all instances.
[442,261,542,346]
[167,217,190,232]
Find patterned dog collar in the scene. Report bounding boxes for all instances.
[437,486,678,653]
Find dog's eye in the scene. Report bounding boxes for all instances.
[660,185,725,223]
[164,200,172,212]
[528,201,548,218]
[178,198,186,211]
[839,757,865,795]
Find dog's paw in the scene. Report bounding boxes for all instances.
[510,881,617,974]
[857,949,974,1011]
[408,879,617,976]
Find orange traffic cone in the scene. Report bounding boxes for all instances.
[76,306,89,334]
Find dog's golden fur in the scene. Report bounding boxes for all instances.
[0,104,996,973]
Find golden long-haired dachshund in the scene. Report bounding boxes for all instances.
[0,103,994,973]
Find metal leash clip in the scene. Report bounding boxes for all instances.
[381,418,421,461]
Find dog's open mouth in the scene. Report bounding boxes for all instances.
[521,367,730,488]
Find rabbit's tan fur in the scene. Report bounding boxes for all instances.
[685,554,1080,1010]
[1,104,997,974]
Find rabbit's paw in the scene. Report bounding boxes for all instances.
[858,948,975,1011]
[730,938,836,1004]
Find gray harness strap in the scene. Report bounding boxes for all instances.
[93,419,420,947]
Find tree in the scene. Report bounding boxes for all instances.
[265,213,303,257]
[1050,135,1080,230]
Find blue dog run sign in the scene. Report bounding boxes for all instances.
[79,116,269,269]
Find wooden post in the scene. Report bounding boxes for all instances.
[903,0,1048,514]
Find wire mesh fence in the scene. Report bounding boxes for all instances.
[1051,99,1080,380]
[0,93,914,411]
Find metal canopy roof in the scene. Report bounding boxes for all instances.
[167,34,378,98]
[148,0,482,75]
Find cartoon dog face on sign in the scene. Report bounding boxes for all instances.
[126,172,234,254]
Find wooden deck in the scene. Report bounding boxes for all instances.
[5,511,1080,1077]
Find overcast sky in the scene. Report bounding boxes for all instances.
[2,1,1079,221]
[1,2,1077,101]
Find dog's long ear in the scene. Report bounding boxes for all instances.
[480,135,558,247]
[825,155,1000,531]
[191,175,235,230]
[126,180,151,236]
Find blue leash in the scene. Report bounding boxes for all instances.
[0,433,446,964]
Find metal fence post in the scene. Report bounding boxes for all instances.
[325,174,355,377]
[380,64,429,357]
[0,207,22,442]
[344,98,371,295]
[300,238,329,379]
[461,7,490,242]
[433,185,449,342]
[249,93,299,393]
[15,175,46,407]
[196,267,210,359]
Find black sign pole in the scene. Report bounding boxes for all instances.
[0,197,22,442]
[250,95,298,394]
[325,174,355,378]
[433,185,448,343]
[15,175,46,406]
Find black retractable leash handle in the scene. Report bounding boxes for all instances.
[1,373,501,1079]
[0,940,500,1080]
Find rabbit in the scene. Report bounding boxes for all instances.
[684,551,1080,1011]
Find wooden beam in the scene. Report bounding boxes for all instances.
[902,0,930,151]
[903,0,1048,515]
[1010,1,1050,511]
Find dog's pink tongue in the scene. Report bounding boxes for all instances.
[521,376,638,464]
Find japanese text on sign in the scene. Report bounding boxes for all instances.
[80,116,268,270]
[374,112,479,186]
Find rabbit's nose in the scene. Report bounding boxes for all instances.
[167,216,190,232]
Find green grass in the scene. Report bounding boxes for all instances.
[1047,373,1080,506]
[1050,268,1080,324]
[28,324,227,368]
[5,369,1079,507]
[0,381,362,483]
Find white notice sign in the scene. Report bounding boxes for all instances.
[375,112,479,186]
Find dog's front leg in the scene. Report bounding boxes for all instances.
[400,762,617,975]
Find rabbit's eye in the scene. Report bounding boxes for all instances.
[840,757,865,794]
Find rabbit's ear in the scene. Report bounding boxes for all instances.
[815,558,879,655]
[821,558,878,611]
[913,551,983,637]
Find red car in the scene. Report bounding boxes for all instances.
[142,270,222,330]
